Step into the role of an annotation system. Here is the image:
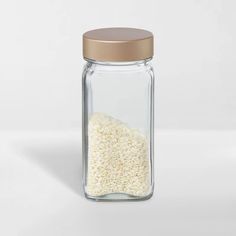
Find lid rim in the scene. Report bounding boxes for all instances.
[83,56,153,62]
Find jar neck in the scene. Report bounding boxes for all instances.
[84,58,152,66]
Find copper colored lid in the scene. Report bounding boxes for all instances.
[83,28,153,62]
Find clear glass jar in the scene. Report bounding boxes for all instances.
[82,28,155,201]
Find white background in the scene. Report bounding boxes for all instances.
[0,0,236,130]
[0,0,236,236]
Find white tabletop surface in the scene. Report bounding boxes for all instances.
[0,130,235,236]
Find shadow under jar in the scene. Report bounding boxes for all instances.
[82,28,155,201]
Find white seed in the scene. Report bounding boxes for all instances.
[86,113,150,197]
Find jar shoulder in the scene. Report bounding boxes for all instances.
[83,61,154,80]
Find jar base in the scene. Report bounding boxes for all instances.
[84,192,153,202]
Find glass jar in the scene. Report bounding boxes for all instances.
[82,28,155,201]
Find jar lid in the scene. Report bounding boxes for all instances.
[83,28,153,62]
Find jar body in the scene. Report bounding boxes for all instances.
[82,59,154,201]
